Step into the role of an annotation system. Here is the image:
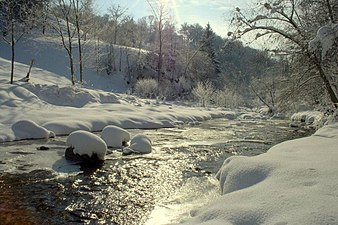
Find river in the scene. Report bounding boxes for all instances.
[0,118,314,225]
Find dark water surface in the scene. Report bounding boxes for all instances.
[0,119,314,225]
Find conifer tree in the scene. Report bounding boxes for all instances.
[200,23,221,85]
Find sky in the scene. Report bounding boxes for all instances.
[94,0,250,38]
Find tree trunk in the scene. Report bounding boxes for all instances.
[313,54,338,108]
[326,0,335,23]
[10,18,15,84]
[76,24,83,83]
[66,17,75,85]
[157,21,163,86]
[119,47,122,72]
[96,38,100,74]
[26,59,35,79]
[114,28,118,45]
[74,0,84,84]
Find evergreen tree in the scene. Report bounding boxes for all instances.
[200,23,221,85]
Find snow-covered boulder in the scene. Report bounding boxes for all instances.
[290,111,324,128]
[66,130,107,162]
[239,112,263,120]
[123,134,152,155]
[12,119,55,140]
[101,125,130,147]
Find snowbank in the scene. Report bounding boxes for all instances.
[0,58,237,142]
[12,119,55,140]
[182,123,338,225]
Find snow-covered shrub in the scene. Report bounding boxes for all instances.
[122,134,152,155]
[158,79,176,100]
[134,78,158,98]
[66,130,107,161]
[12,119,55,140]
[177,76,193,98]
[101,125,130,148]
[213,89,244,108]
[192,81,215,107]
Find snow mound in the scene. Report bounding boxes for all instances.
[23,83,120,107]
[101,125,130,148]
[0,83,43,107]
[12,119,55,140]
[313,122,338,138]
[182,123,338,225]
[290,111,324,128]
[123,134,152,155]
[66,130,107,160]
[43,120,92,136]
[239,112,263,120]
[216,156,272,195]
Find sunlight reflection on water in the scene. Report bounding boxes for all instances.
[0,119,314,224]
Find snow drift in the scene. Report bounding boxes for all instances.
[182,123,338,225]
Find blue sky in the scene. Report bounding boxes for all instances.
[94,0,249,37]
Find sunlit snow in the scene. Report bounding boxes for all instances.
[66,130,107,161]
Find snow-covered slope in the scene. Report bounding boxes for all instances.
[0,57,235,142]
[0,34,138,92]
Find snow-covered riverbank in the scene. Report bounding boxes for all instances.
[0,58,236,142]
[180,122,338,225]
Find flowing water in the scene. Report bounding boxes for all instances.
[0,118,314,225]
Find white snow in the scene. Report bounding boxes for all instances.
[101,125,130,147]
[0,56,234,142]
[180,122,338,225]
[290,110,324,128]
[11,119,55,140]
[309,23,338,58]
[123,134,152,154]
[66,130,107,160]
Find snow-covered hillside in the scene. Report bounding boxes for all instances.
[0,34,141,92]
[0,57,235,142]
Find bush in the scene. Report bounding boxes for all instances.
[134,78,158,98]
[213,89,244,108]
[192,81,215,107]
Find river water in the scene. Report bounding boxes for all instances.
[0,118,314,225]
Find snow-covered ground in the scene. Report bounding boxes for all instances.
[178,122,338,225]
[0,57,235,142]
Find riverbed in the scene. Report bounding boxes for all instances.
[0,118,314,225]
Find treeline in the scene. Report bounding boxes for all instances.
[1,0,286,109]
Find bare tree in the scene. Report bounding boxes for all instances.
[72,0,94,84]
[108,4,128,45]
[0,0,41,84]
[146,0,170,86]
[229,0,338,109]
[49,0,76,85]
